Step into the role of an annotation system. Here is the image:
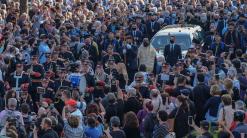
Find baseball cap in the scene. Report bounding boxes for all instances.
[110,116,120,127]
[66,99,77,107]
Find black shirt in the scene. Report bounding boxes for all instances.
[110,130,126,138]
[40,129,59,138]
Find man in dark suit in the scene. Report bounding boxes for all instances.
[146,12,160,39]
[128,24,143,45]
[203,31,216,52]
[216,15,228,37]
[163,36,182,66]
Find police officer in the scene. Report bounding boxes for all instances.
[8,63,29,99]
[43,53,57,76]
[24,54,45,112]
[54,68,71,92]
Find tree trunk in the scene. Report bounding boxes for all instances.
[19,0,28,15]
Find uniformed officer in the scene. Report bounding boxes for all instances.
[54,68,71,92]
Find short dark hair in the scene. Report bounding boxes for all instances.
[177,75,186,84]
[197,73,205,83]
[21,103,30,114]
[158,110,168,122]
[235,49,243,57]
[139,64,146,72]
[232,58,241,69]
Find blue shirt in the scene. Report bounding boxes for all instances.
[38,42,50,64]
[84,126,102,138]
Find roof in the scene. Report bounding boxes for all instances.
[155,24,202,36]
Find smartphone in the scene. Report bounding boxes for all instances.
[188,116,193,125]
[37,87,45,94]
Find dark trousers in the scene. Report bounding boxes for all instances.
[28,82,42,113]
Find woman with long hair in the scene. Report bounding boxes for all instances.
[168,95,194,138]
[123,111,141,138]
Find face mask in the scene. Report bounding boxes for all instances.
[143,41,149,47]
[170,40,175,44]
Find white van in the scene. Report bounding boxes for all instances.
[151,24,204,60]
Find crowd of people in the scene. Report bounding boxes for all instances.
[0,0,247,137]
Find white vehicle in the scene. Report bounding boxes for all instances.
[151,24,204,62]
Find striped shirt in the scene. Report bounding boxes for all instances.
[152,123,169,138]
[63,121,84,138]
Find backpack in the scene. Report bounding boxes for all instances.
[0,110,26,138]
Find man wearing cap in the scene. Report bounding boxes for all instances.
[24,54,45,112]
[41,78,56,102]
[54,68,71,92]
[8,63,29,99]
[52,51,65,68]
[59,44,75,62]
[64,99,83,124]
[43,53,57,74]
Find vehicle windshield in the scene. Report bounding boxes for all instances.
[151,35,191,50]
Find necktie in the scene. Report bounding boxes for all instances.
[170,44,173,53]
